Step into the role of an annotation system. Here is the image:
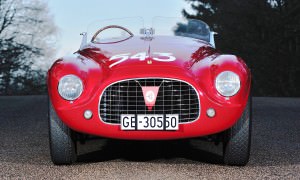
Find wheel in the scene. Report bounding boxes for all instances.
[48,100,77,165]
[223,97,252,166]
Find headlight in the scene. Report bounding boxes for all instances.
[215,71,240,97]
[58,75,83,100]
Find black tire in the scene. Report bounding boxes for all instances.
[48,100,77,165]
[223,97,252,166]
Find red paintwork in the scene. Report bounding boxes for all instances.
[47,35,251,140]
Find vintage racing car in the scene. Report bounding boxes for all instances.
[47,17,251,165]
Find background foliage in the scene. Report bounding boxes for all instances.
[0,0,299,96]
[0,0,56,95]
[183,0,300,96]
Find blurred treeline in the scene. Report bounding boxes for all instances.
[1,0,299,96]
[0,0,56,95]
[183,0,300,96]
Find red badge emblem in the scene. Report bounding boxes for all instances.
[141,86,159,111]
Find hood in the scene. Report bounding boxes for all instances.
[78,36,217,71]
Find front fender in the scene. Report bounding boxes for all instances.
[191,54,251,108]
[47,54,104,112]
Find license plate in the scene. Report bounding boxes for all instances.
[121,114,178,131]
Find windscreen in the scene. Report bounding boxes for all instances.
[87,17,144,43]
[152,17,211,42]
[86,17,210,43]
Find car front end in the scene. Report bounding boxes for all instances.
[48,53,250,140]
[48,17,251,165]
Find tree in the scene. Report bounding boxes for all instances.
[182,0,300,96]
[0,0,57,95]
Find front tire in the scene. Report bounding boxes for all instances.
[48,101,77,165]
[223,97,252,166]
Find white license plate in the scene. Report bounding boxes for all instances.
[121,114,179,131]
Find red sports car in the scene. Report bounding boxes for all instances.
[47,17,251,165]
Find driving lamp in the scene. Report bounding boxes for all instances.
[58,75,83,100]
[215,71,240,97]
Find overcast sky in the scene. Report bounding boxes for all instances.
[47,0,193,59]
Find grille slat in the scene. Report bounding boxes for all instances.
[99,78,200,124]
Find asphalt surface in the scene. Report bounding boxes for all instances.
[0,96,299,179]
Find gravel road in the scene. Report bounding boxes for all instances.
[0,96,299,179]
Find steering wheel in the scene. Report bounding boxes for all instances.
[91,25,134,43]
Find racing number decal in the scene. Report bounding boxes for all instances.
[109,53,131,68]
[131,52,147,61]
[152,52,176,62]
[109,52,176,67]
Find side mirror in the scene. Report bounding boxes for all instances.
[80,32,87,50]
[210,31,218,48]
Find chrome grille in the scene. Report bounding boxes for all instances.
[99,78,200,124]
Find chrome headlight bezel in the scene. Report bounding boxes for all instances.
[215,71,240,97]
[58,74,83,101]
